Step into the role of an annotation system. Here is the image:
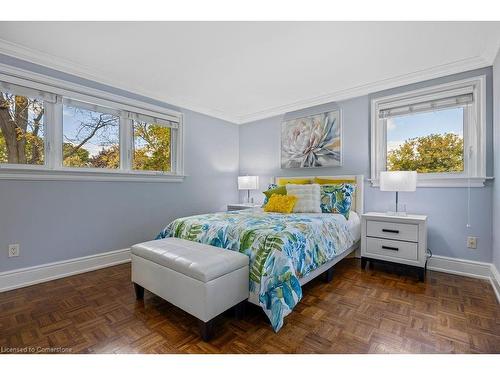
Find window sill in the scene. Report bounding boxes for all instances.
[0,167,185,182]
[370,176,491,188]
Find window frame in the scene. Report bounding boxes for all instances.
[370,75,486,188]
[0,64,184,182]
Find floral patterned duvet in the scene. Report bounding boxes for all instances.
[157,209,356,332]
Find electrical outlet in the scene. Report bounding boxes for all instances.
[8,244,20,257]
[467,236,477,249]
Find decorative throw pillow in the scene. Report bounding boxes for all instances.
[264,194,297,214]
[285,184,321,213]
[262,183,279,206]
[320,183,356,219]
[263,185,287,200]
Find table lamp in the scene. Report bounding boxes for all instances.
[238,176,259,203]
[379,171,417,216]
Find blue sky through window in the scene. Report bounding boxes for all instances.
[386,107,464,152]
[63,105,119,157]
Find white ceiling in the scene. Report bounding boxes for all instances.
[0,22,499,124]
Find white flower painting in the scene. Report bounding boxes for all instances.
[281,110,341,168]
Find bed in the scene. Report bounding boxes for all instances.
[157,175,364,332]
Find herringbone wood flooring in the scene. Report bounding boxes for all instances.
[1,259,499,353]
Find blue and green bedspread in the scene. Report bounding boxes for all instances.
[157,209,356,332]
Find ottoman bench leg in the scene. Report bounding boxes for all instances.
[199,318,215,342]
[133,282,144,300]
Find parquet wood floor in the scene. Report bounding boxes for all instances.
[1,259,499,354]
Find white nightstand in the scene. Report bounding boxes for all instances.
[361,212,428,281]
[227,203,261,211]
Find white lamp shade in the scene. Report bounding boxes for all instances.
[238,176,259,190]
[380,171,417,192]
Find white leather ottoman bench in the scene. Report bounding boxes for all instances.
[131,238,249,341]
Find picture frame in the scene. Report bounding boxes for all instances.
[280,109,342,169]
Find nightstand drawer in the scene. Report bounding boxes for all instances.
[365,237,418,261]
[366,220,418,242]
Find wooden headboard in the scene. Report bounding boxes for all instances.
[274,175,364,215]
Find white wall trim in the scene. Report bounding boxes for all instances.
[237,55,491,124]
[0,248,131,293]
[0,61,184,121]
[428,255,500,303]
[0,38,493,125]
[0,168,186,182]
[490,263,500,303]
[428,255,492,279]
[1,249,499,304]
[369,176,492,188]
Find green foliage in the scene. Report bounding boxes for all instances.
[133,123,171,172]
[24,132,44,165]
[240,229,258,253]
[186,224,203,241]
[0,130,45,165]
[250,235,284,283]
[90,145,120,169]
[174,220,187,238]
[0,92,44,165]
[387,133,464,173]
[0,133,6,163]
[63,143,91,167]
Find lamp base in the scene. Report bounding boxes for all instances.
[388,193,407,216]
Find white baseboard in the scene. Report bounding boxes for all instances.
[428,255,500,303]
[0,248,131,293]
[427,255,492,279]
[1,249,499,304]
[490,263,500,303]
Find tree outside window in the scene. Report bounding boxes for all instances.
[0,91,45,165]
[386,107,464,174]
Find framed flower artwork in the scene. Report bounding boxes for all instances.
[281,110,342,168]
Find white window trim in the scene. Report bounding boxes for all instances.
[370,75,487,188]
[0,63,185,182]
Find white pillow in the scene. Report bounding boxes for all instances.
[286,184,321,213]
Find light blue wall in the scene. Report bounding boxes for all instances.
[0,55,496,272]
[239,67,494,263]
[0,55,239,272]
[493,52,500,272]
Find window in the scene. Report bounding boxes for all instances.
[386,107,464,173]
[0,69,184,181]
[63,100,120,169]
[0,82,53,166]
[132,120,172,172]
[371,76,486,187]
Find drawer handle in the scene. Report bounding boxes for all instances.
[381,245,399,251]
[382,229,400,234]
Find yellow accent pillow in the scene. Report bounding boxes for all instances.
[276,178,311,186]
[314,177,356,185]
[264,194,297,213]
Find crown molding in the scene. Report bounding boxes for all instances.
[237,54,491,124]
[0,38,240,124]
[482,37,500,66]
[0,38,493,125]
